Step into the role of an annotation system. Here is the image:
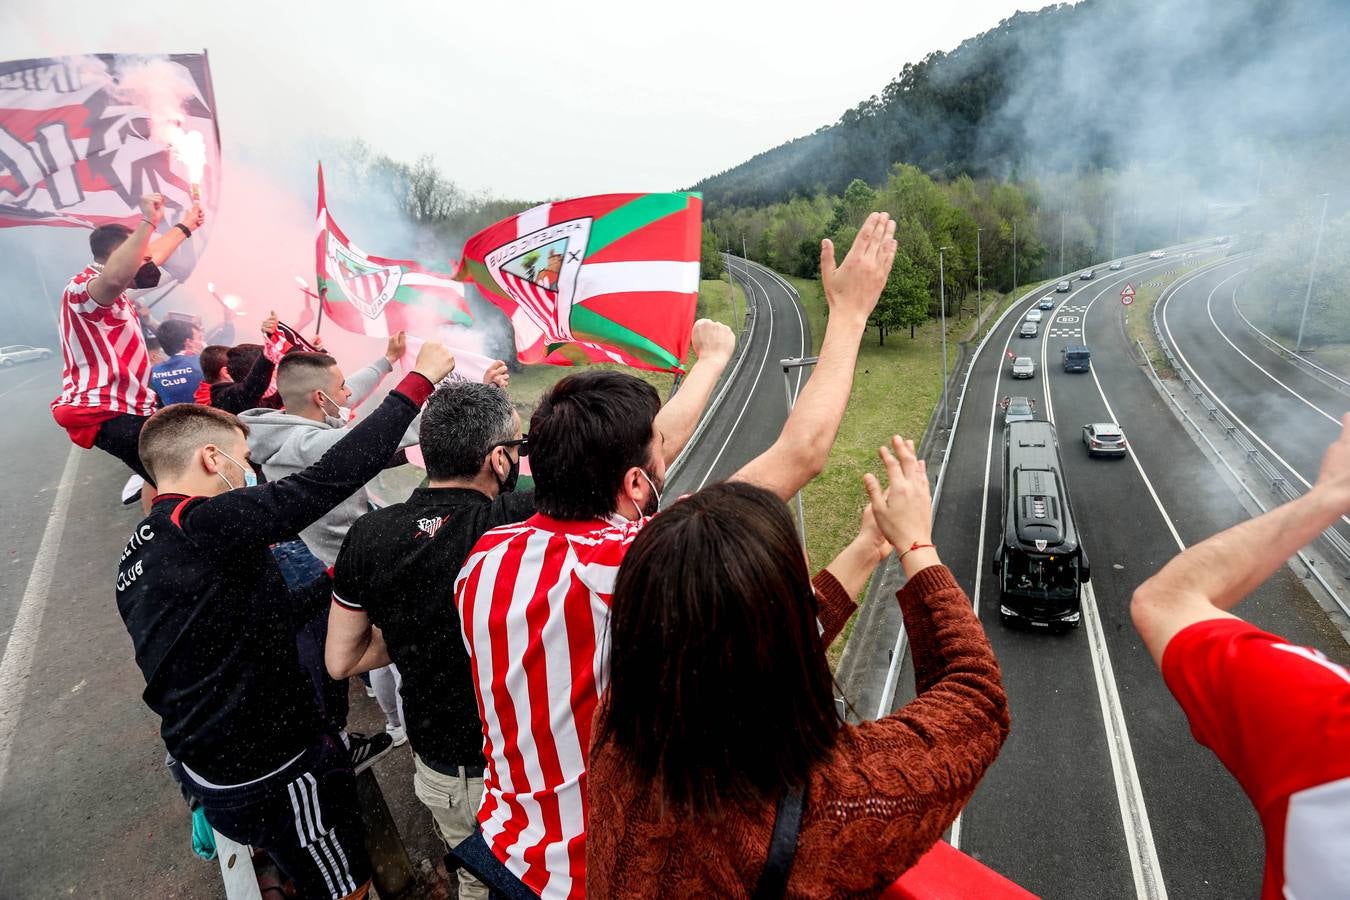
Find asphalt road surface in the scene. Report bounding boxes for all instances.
[1159,256,1350,552]
[665,255,811,496]
[906,248,1349,898]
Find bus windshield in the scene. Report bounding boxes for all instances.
[1004,552,1078,599]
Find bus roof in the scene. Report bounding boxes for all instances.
[1003,421,1082,554]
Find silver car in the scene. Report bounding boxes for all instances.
[1010,356,1036,379]
[1083,422,1128,458]
[1109,260,1124,270]
[1056,280,1072,292]
[0,344,53,366]
[1025,309,1043,323]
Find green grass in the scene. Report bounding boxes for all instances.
[1125,252,1222,377]
[1235,286,1350,381]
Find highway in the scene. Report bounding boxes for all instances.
[665,255,811,496]
[876,247,1350,898]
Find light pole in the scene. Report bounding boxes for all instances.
[1295,193,1331,353]
[1012,219,1018,294]
[976,227,983,327]
[939,246,952,430]
[781,356,818,544]
[1110,209,1118,260]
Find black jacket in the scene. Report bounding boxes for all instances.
[209,352,277,414]
[116,373,434,783]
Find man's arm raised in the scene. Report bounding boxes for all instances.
[1132,414,1350,665]
[733,212,897,501]
[146,202,204,265]
[652,318,736,467]
[88,193,162,306]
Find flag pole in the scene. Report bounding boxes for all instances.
[315,287,326,336]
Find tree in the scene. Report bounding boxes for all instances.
[700,225,726,279]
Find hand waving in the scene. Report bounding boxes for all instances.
[820,212,898,325]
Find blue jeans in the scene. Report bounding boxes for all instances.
[272,540,348,733]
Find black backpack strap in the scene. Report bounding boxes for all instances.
[752,782,805,900]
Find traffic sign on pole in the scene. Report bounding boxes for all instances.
[1121,283,1136,306]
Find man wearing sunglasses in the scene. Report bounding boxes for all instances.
[325,381,532,900]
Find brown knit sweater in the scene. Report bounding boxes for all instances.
[586,564,1010,898]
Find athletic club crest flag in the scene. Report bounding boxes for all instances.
[315,164,472,338]
[456,192,702,373]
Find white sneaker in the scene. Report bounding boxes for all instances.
[385,723,407,747]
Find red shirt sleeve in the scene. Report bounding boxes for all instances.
[1161,618,1350,811]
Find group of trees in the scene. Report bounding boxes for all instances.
[704,165,1054,343]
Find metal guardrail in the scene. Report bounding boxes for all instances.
[1149,277,1350,596]
[1227,280,1350,396]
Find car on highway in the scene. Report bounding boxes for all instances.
[1082,422,1128,457]
[1214,235,1230,244]
[1055,280,1071,292]
[1079,269,1095,280]
[1019,320,1039,338]
[0,344,53,366]
[1062,343,1091,372]
[1010,356,1036,379]
[1149,249,1166,259]
[1025,309,1043,323]
[1038,297,1055,310]
[1109,259,1124,270]
[1002,396,1037,424]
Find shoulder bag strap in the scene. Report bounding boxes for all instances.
[752,782,805,900]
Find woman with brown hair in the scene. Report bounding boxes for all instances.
[588,435,1010,897]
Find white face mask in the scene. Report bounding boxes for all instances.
[629,467,663,520]
[317,390,352,428]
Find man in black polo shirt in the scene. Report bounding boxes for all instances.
[327,381,532,900]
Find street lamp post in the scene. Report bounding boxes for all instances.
[1295,193,1331,353]
[1012,219,1018,294]
[939,246,952,430]
[1111,209,1118,260]
[1059,205,1066,273]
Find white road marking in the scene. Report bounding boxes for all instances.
[0,370,48,402]
[0,446,80,791]
[1203,271,1341,426]
[1043,260,1181,899]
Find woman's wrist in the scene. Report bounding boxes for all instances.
[898,546,941,579]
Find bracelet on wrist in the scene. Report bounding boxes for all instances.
[175,223,192,238]
[141,217,155,228]
[897,541,936,562]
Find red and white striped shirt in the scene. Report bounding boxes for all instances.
[52,265,156,420]
[455,511,650,900]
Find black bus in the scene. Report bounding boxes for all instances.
[991,420,1090,629]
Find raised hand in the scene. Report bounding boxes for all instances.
[260,310,279,336]
[1315,413,1350,511]
[482,360,510,389]
[854,503,892,567]
[820,212,898,324]
[862,434,933,554]
[182,202,205,232]
[690,318,735,364]
[412,341,456,384]
[139,193,165,226]
[385,331,407,366]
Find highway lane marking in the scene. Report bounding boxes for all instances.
[1204,271,1341,426]
[695,264,783,491]
[1045,260,1183,900]
[748,261,809,398]
[0,370,48,402]
[0,445,80,793]
[1160,266,1348,521]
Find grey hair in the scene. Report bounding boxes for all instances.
[418,381,517,480]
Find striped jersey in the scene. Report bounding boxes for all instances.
[52,266,155,416]
[454,511,650,899]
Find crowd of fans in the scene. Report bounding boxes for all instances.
[46,195,1348,899]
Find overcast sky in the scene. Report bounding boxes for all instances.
[1,0,1041,199]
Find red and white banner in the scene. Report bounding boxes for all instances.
[0,52,221,276]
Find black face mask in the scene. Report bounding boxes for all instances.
[133,260,161,289]
[497,454,519,495]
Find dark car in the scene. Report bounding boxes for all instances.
[1038,297,1055,310]
[1056,280,1072,292]
[1062,344,1091,372]
[1003,396,1037,424]
[1080,269,1095,280]
[1010,356,1036,379]
[1083,422,1127,457]
[1019,320,1039,338]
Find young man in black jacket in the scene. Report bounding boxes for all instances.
[116,340,455,900]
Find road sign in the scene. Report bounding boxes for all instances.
[1121,283,1136,298]
[1122,294,1134,306]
